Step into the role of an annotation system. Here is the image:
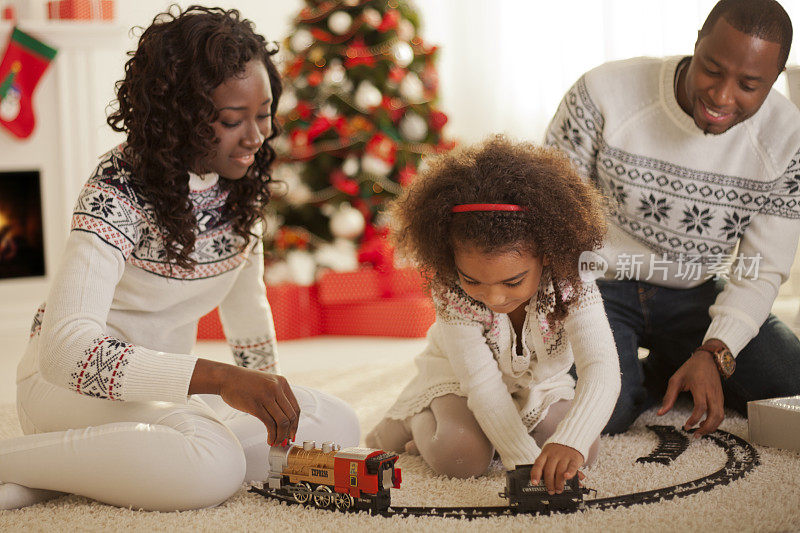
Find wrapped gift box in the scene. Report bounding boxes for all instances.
[317,267,426,305]
[323,296,435,338]
[197,267,433,341]
[197,284,321,342]
[267,283,322,340]
[748,396,800,452]
[47,0,114,20]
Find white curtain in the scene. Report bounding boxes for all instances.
[417,0,800,143]
[417,0,800,305]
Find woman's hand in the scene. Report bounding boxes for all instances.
[529,442,585,494]
[190,359,300,445]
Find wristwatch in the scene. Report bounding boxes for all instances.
[696,345,736,379]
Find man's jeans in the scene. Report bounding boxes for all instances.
[596,277,800,434]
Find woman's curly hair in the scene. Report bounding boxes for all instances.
[107,5,282,270]
[390,135,608,322]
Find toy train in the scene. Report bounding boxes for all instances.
[257,439,591,514]
[501,464,592,513]
[263,440,402,511]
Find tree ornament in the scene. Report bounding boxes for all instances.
[327,11,352,35]
[399,112,427,141]
[323,59,345,85]
[391,41,414,67]
[331,169,360,195]
[290,29,314,52]
[429,109,448,131]
[286,249,317,285]
[376,10,400,33]
[399,72,424,101]
[362,133,397,177]
[264,260,293,286]
[354,80,382,109]
[362,8,382,28]
[342,155,359,176]
[276,89,298,116]
[314,238,358,272]
[398,164,417,186]
[308,47,325,64]
[330,203,366,240]
[397,19,415,41]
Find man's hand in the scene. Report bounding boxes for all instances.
[191,359,300,445]
[658,343,725,437]
[529,443,585,494]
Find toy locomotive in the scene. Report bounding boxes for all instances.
[263,440,402,511]
[501,464,592,513]
[256,439,591,514]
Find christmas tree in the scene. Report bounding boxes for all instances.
[265,0,452,285]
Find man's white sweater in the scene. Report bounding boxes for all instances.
[17,147,278,403]
[545,56,800,357]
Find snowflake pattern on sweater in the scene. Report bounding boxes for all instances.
[228,336,277,371]
[72,148,249,279]
[24,147,278,402]
[69,337,133,400]
[546,75,800,263]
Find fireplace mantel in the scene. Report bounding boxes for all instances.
[0,21,128,334]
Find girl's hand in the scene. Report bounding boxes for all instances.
[190,359,300,445]
[529,443,585,494]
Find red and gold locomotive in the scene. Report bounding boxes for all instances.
[264,440,402,511]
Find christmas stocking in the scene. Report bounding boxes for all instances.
[0,28,57,139]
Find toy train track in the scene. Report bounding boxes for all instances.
[249,425,759,519]
[636,425,691,465]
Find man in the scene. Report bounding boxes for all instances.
[545,0,800,437]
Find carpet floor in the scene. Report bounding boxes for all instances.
[1,357,799,532]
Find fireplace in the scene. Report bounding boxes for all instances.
[0,170,45,279]
[0,21,126,334]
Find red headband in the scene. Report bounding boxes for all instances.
[451,203,526,213]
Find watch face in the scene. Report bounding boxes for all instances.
[715,349,735,378]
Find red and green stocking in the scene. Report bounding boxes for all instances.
[0,28,57,139]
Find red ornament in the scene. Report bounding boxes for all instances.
[290,130,313,159]
[295,101,313,120]
[344,38,376,68]
[398,164,417,187]
[287,56,304,78]
[310,27,331,41]
[331,169,360,195]
[358,225,394,273]
[380,96,405,122]
[388,66,406,83]
[307,116,332,141]
[377,10,400,32]
[365,133,397,164]
[307,70,323,87]
[429,110,448,131]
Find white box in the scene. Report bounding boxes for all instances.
[747,396,800,452]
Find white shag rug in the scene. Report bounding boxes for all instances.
[1,357,799,532]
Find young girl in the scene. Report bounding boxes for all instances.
[0,6,358,511]
[366,136,620,494]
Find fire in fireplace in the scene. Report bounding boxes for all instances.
[0,170,44,279]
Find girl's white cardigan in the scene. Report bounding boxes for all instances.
[384,276,620,469]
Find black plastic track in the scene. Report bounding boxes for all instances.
[249,426,759,519]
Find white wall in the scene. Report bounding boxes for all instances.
[2,0,800,364]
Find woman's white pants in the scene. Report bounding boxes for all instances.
[0,372,360,511]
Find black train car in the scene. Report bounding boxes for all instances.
[501,464,592,513]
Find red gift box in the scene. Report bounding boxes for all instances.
[317,267,426,305]
[197,267,434,341]
[322,296,434,337]
[267,283,322,340]
[197,284,321,342]
[47,0,114,20]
